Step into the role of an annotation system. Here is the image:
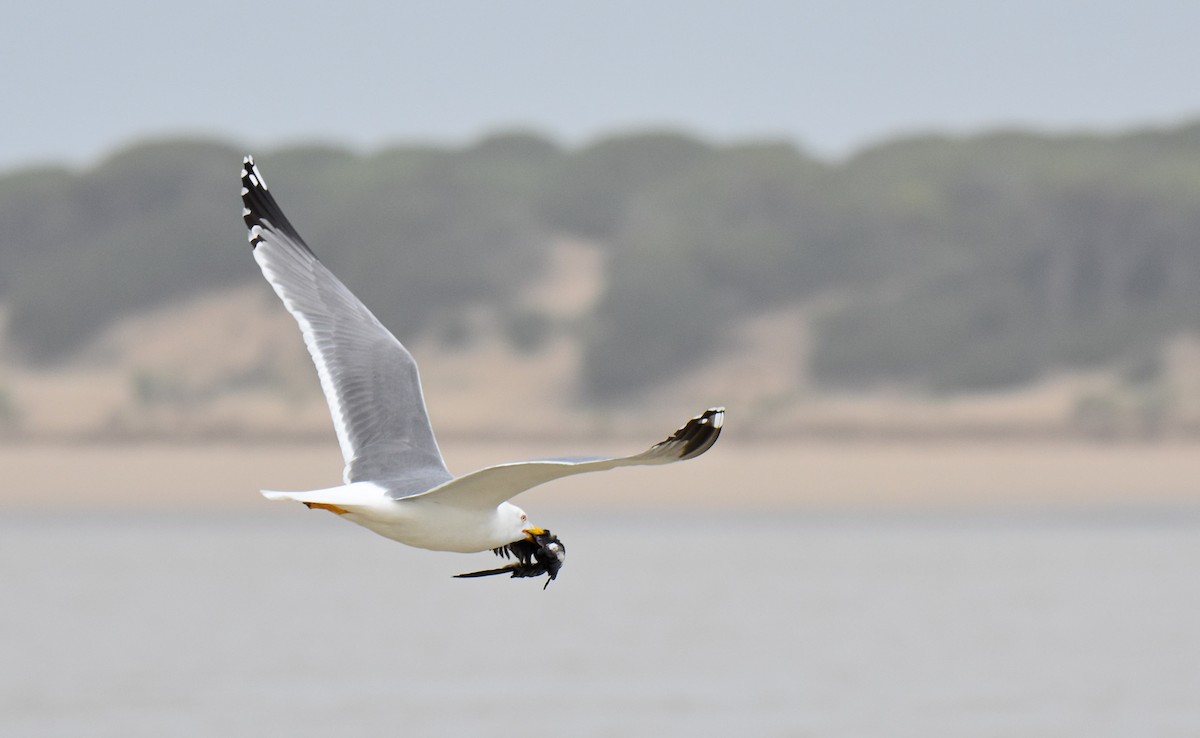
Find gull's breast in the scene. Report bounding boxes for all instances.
[344,497,511,553]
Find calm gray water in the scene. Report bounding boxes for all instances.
[3,508,1199,737]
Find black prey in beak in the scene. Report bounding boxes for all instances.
[455,529,566,589]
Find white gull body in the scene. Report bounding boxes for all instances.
[241,156,724,555]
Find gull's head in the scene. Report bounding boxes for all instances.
[503,504,552,541]
[501,502,535,537]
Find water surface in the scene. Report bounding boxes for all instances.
[3,509,1198,737]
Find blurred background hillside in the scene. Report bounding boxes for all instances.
[2,127,1199,441]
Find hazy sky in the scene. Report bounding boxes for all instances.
[5,0,1200,170]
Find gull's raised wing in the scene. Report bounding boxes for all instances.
[241,156,451,488]
[409,407,724,507]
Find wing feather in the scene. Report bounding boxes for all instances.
[241,156,451,487]
[411,407,724,507]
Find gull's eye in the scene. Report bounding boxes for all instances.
[520,514,527,521]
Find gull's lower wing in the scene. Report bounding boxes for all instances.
[241,156,451,486]
[404,407,724,507]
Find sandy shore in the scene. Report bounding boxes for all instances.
[2,438,1198,512]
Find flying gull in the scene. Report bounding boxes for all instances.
[240,156,724,587]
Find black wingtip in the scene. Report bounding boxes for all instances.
[657,407,724,460]
[240,156,268,249]
[240,155,309,252]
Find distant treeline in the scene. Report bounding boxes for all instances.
[3,127,1200,397]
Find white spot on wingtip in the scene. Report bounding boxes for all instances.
[248,173,259,187]
[247,162,268,190]
[242,207,251,216]
[240,187,249,196]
